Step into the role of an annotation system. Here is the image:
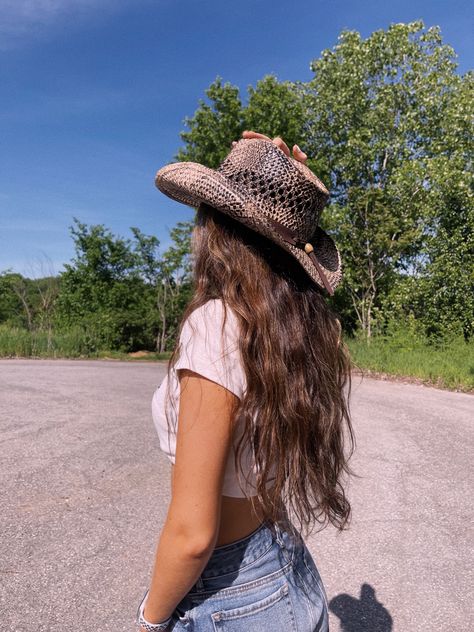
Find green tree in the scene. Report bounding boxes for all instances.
[414,71,474,340]
[155,221,194,353]
[243,74,306,148]
[53,218,194,353]
[0,267,60,337]
[54,218,154,351]
[0,271,29,328]
[301,21,466,338]
[128,222,194,352]
[175,73,308,167]
[175,76,244,167]
[159,22,473,342]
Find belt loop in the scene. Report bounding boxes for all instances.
[194,575,205,591]
[273,520,285,549]
[273,518,295,566]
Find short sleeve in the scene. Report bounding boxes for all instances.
[173,299,246,400]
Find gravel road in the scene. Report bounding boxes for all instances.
[1,359,472,631]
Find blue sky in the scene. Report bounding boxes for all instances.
[1,0,472,277]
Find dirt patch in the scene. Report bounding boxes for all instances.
[128,351,154,358]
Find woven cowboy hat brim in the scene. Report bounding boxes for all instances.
[155,161,342,292]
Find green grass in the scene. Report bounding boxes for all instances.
[347,333,474,392]
[0,324,170,361]
[1,324,472,391]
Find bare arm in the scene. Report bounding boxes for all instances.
[140,368,239,626]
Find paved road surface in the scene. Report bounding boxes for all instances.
[1,359,472,631]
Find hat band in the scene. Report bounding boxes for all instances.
[265,217,335,296]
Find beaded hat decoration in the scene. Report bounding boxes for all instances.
[155,138,342,295]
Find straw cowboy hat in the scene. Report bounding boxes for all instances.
[155,137,342,295]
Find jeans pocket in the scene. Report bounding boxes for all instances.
[211,581,297,631]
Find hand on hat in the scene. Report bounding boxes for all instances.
[231,130,308,164]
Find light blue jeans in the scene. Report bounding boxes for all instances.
[169,517,329,631]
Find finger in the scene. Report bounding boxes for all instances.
[292,144,308,163]
[272,136,291,157]
[242,130,272,140]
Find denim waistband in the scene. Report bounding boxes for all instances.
[191,515,301,588]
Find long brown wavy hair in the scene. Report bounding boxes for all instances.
[164,201,355,538]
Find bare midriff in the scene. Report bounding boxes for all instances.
[170,463,272,547]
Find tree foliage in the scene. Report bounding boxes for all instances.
[51,218,193,352]
[175,74,307,167]
[0,270,60,333]
[174,21,473,341]
[1,21,471,353]
[299,21,472,338]
[175,76,244,168]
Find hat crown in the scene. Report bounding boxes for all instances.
[154,136,342,294]
[216,138,329,242]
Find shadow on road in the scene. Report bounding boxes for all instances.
[329,583,393,631]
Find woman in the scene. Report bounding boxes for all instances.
[137,130,354,631]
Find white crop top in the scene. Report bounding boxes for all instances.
[151,298,277,497]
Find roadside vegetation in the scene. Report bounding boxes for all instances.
[1,22,472,393]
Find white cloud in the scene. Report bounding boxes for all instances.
[0,0,135,49]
